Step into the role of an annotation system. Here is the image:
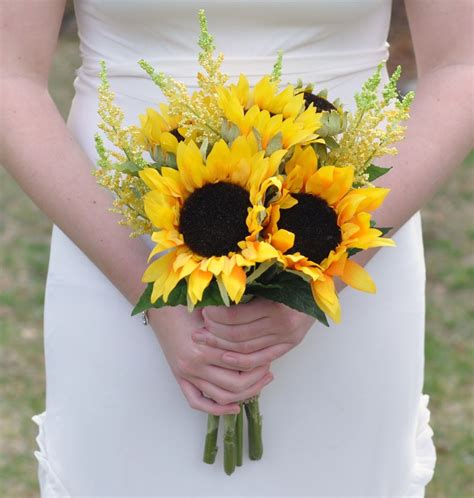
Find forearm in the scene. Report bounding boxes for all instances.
[0,77,150,305]
[353,64,473,268]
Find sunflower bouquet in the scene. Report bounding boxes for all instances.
[94,10,413,476]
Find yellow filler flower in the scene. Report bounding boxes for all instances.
[266,145,395,322]
[138,136,286,306]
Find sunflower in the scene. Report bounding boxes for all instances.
[138,136,287,306]
[216,75,323,151]
[265,145,395,322]
[139,103,186,155]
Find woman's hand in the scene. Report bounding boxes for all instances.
[193,298,315,371]
[148,306,274,416]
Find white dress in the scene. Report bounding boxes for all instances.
[32,1,437,496]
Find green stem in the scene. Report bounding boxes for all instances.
[236,403,244,466]
[203,414,220,464]
[245,397,263,460]
[223,414,237,475]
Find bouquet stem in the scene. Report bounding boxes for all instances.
[223,414,237,475]
[203,414,220,464]
[245,396,263,460]
[236,402,244,466]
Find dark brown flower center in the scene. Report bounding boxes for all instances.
[302,92,336,113]
[277,193,341,263]
[169,127,185,142]
[179,182,251,257]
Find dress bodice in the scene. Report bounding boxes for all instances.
[72,0,392,103]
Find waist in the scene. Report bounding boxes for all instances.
[76,43,389,86]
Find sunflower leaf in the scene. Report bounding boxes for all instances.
[131,279,189,315]
[151,147,178,169]
[216,275,231,307]
[377,226,392,236]
[247,272,329,326]
[366,164,392,181]
[252,127,263,150]
[265,132,283,157]
[221,120,241,145]
[131,283,154,315]
[347,247,362,257]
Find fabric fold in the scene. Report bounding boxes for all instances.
[32,411,71,498]
[407,394,437,497]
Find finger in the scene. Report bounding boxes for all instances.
[200,315,274,342]
[192,371,274,406]
[200,364,270,393]
[221,343,294,371]
[193,329,278,354]
[202,298,277,325]
[178,377,241,416]
[187,343,256,372]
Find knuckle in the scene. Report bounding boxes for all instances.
[283,311,298,331]
[238,356,253,371]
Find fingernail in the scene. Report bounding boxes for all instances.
[192,332,206,344]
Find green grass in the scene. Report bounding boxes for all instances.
[0,33,473,498]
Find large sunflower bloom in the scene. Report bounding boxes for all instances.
[139,103,186,155]
[266,145,395,322]
[138,136,286,305]
[216,75,322,151]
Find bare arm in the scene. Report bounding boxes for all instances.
[354,0,473,268]
[0,1,271,415]
[0,1,150,304]
[199,0,474,366]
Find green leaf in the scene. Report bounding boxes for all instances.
[131,283,153,315]
[347,247,362,257]
[366,164,392,182]
[131,279,188,315]
[221,120,241,145]
[247,272,329,326]
[370,219,393,236]
[252,127,263,150]
[376,226,392,236]
[151,147,178,169]
[265,132,283,157]
[323,136,340,150]
[115,160,140,175]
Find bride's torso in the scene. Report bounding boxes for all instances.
[72,0,392,109]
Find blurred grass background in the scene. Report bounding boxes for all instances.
[0,2,472,497]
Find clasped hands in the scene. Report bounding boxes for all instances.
[149,298,315,416]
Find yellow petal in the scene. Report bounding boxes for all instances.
[177,141,204,192]
[306,166,354,205]
[311,277,341,323]
[188,269,213,304]
[143,191,177,230]
[341,259,376,293]
[142,250,176,283]
[162,270,182,302]
[271,229,295,253]
[139,168,163,191]
[221,265,247,303]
